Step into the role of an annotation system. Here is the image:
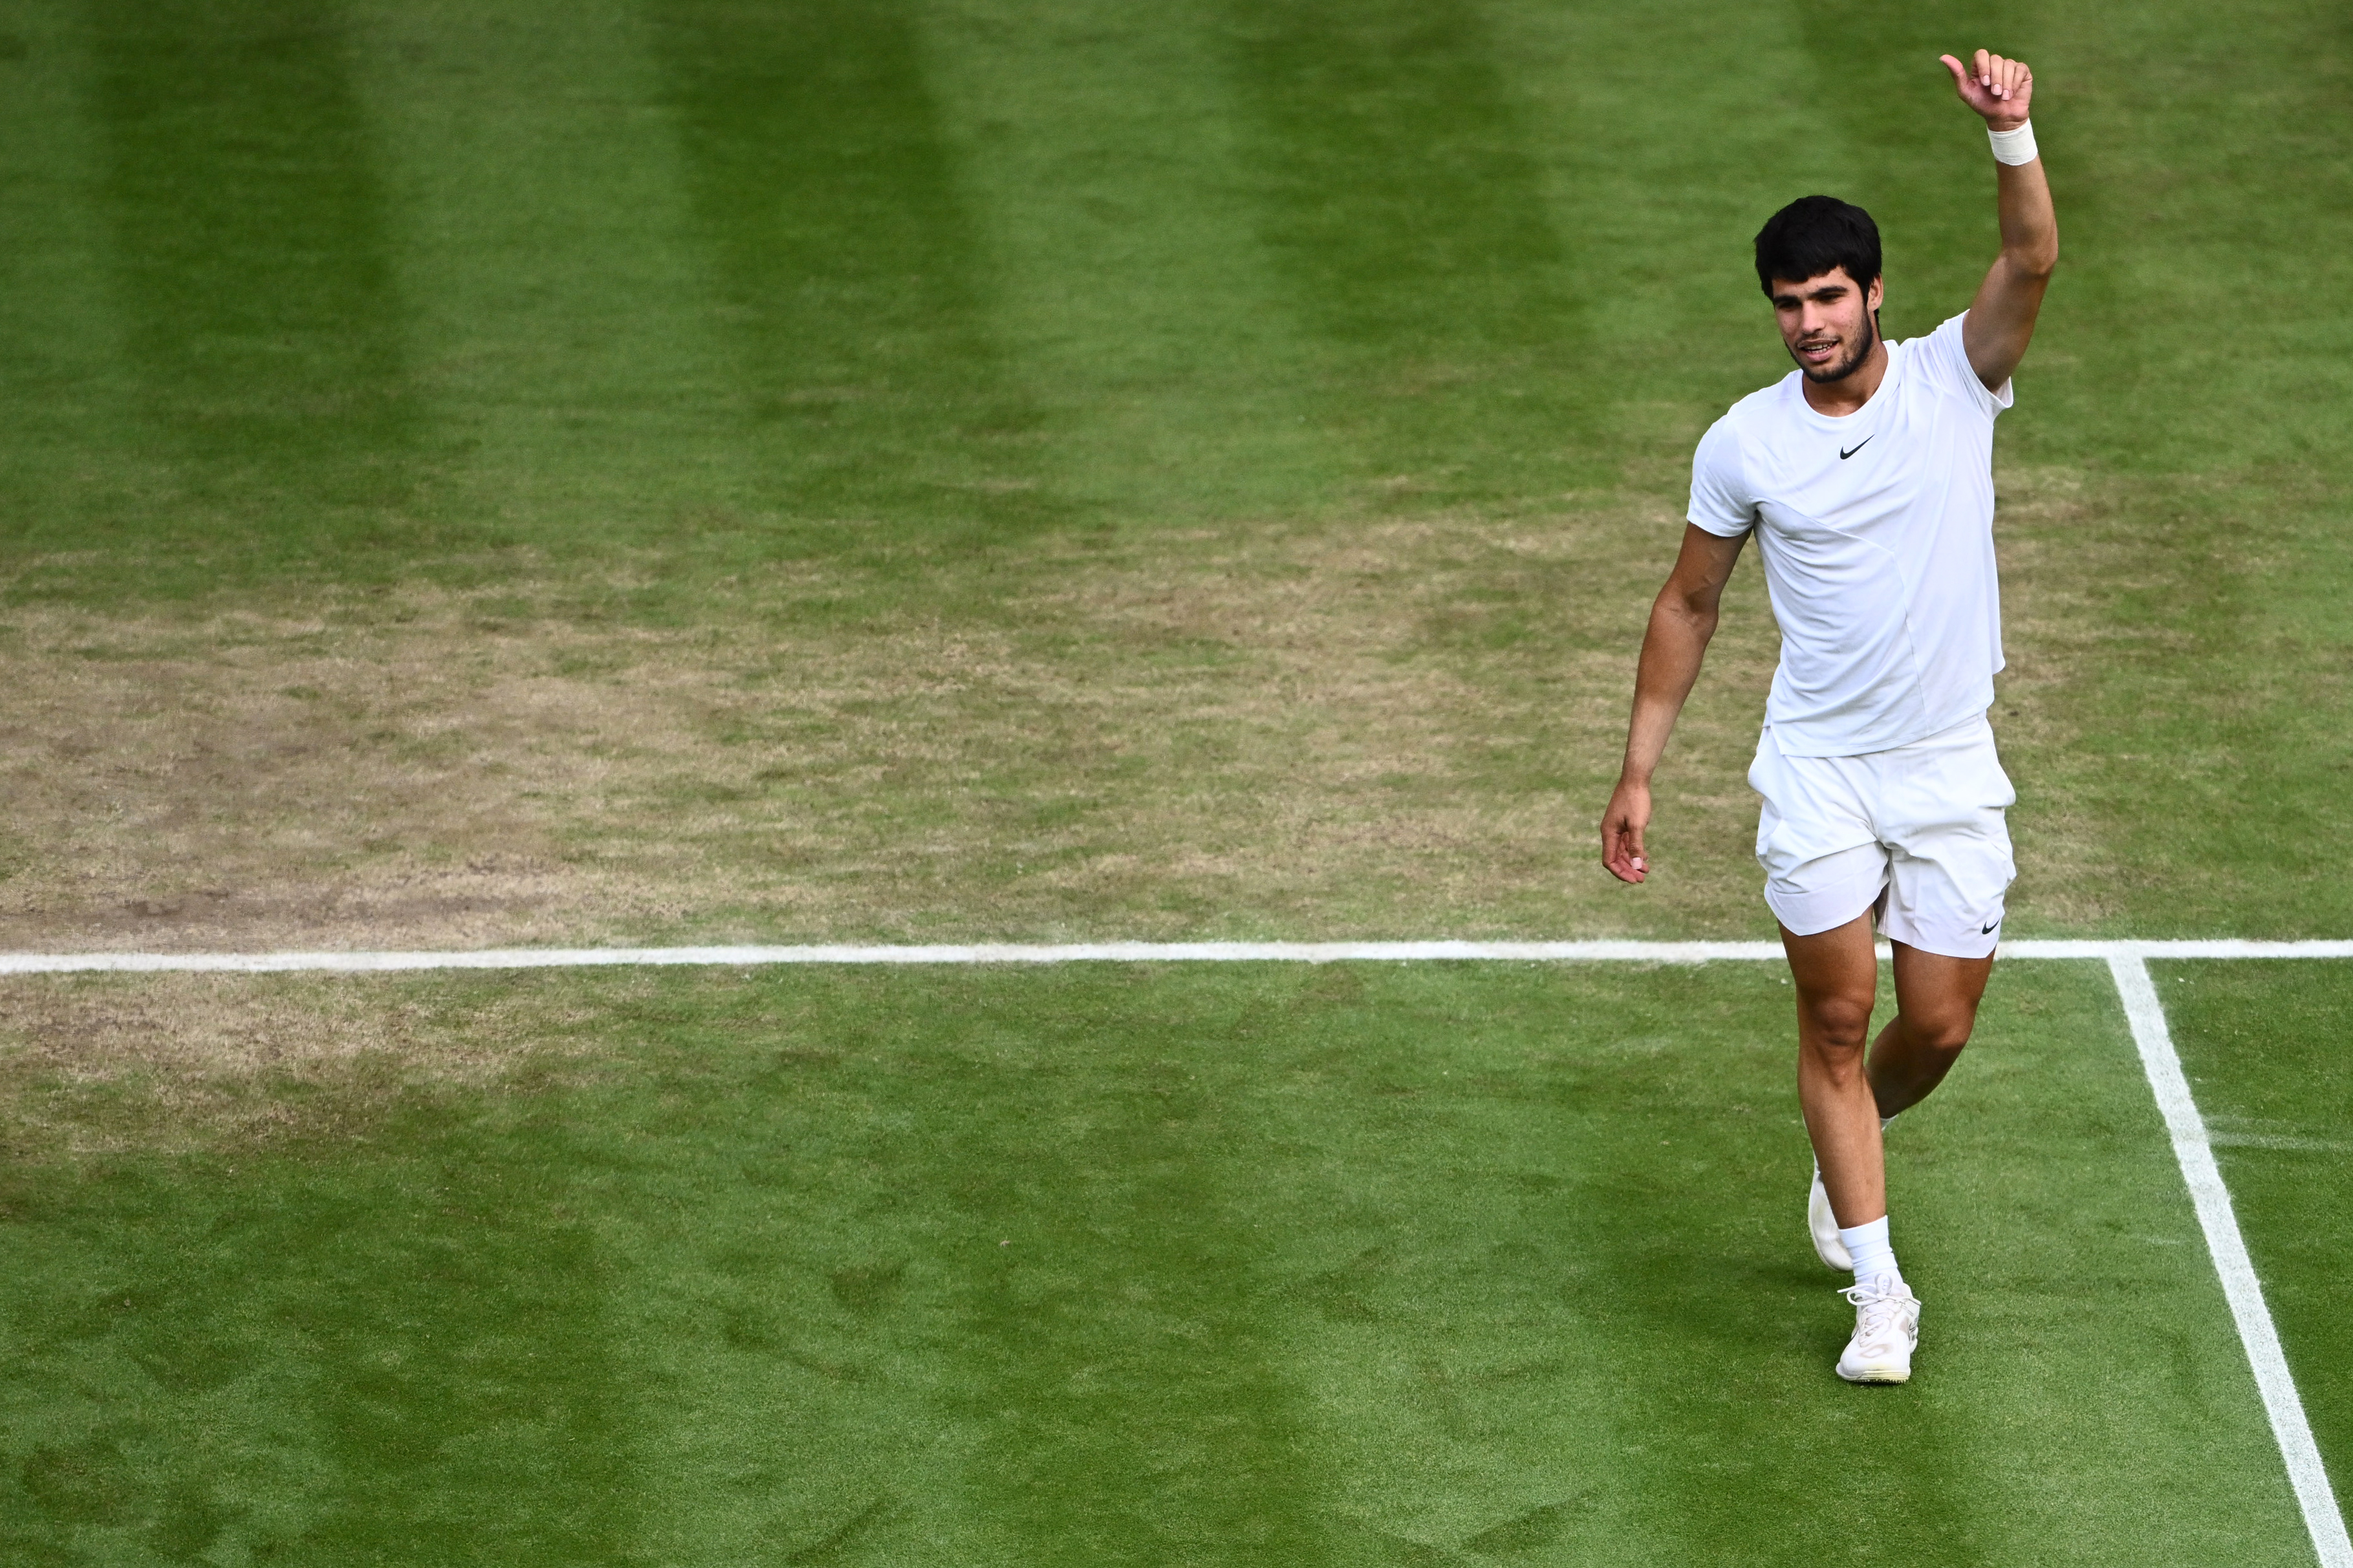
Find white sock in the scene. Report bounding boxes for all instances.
[1838,1216,1900,1283]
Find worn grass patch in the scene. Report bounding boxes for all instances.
[0,505,1797,949]
[0,972,614,1156]
[0,458,2204,950]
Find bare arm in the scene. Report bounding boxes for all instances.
[1942,48,2057,390]
[1600,524,1748,885]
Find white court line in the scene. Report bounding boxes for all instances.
[0,940,1786,973]
[2110,955,2353,1568]
[1,936,2350,973]
[0,934,2345,1556]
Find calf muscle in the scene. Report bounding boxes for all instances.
[1783,921,1996,1226]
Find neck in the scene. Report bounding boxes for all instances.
[1801,336,1891,417]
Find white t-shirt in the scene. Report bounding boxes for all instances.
[1687,312,2012,758]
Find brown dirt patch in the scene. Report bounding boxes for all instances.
[0,504,1786,951]
[0,971,616,1153]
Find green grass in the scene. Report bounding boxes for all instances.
[0,0,2348,1560]
[2158,960,2353,1510]
[0,961,2323,1564]
[0,0,2349,940]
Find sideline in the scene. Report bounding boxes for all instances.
[2110,956,2353,1567]
[1,935,2344,1558]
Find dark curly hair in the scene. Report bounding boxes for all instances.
[1754,195,1881,297]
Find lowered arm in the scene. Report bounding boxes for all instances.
[1599,524,1748,885]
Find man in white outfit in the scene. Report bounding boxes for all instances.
[1599,50,2057,1384]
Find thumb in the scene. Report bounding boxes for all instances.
[1937,53,1969,85]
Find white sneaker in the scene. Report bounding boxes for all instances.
[1809,1161,1852,1271]
[1835,1274,1920,1384]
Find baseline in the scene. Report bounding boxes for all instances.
[1,936,2350,974]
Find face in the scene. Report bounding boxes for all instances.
[1768,268,1884,383]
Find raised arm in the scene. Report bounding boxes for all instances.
[1600,524,1748,885]
[1941,49,2057,391]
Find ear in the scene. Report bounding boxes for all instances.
[1865,275,1885,313]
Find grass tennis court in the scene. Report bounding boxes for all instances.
[0,958,2334,1563]
[1,0,2349,1561]
[2,0,2350,950]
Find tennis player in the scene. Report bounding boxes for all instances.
[1599,50,2057,1383]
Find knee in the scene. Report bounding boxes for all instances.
[1900,1007,1977,1055]
[1799,994,1875,1056]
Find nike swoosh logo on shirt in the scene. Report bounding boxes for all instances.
[1839,437,1874,460]
[1980,920,2001,934]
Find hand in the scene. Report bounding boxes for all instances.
[1940,49,2033,131]
[1600,778,1652,885]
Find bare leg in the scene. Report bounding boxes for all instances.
[1782,914,1883,1228]
[1869,942,1995,1118]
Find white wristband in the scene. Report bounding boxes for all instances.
[1988,120,2038,166]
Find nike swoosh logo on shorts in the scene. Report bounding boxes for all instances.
[1839,437,1873,460]
[1981,920,2000,934]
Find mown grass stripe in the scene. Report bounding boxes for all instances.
[2111,955,2353,1568]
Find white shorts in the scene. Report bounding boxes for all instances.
[1748,714,2017,959]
